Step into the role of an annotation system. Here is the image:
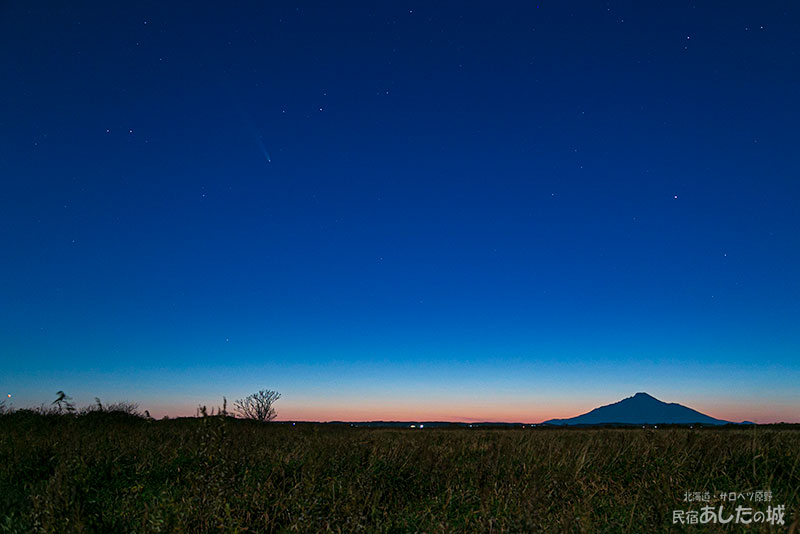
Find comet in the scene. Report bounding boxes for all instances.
[255,135,271,163]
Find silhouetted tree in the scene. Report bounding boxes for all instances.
[234,389,281,422]
[52,391,75,414]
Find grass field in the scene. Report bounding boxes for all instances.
[1,411,798,533]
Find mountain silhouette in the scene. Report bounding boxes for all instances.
[542,392,731,426]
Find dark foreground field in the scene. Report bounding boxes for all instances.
[1,413,798,533]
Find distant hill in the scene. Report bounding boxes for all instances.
[542,392,732,426]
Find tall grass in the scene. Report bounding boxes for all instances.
[1,412,798,532]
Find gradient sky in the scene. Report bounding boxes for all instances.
[2,2,799,423]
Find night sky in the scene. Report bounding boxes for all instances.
[2,2,799,422]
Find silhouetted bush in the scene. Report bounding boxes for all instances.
[234,389,281,422]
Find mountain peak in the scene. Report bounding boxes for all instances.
[543,392,732,426]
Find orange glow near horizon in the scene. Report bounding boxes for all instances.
[144,398,589,423]
[141,398,799,424]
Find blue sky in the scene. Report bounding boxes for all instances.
[2,2,799,422]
